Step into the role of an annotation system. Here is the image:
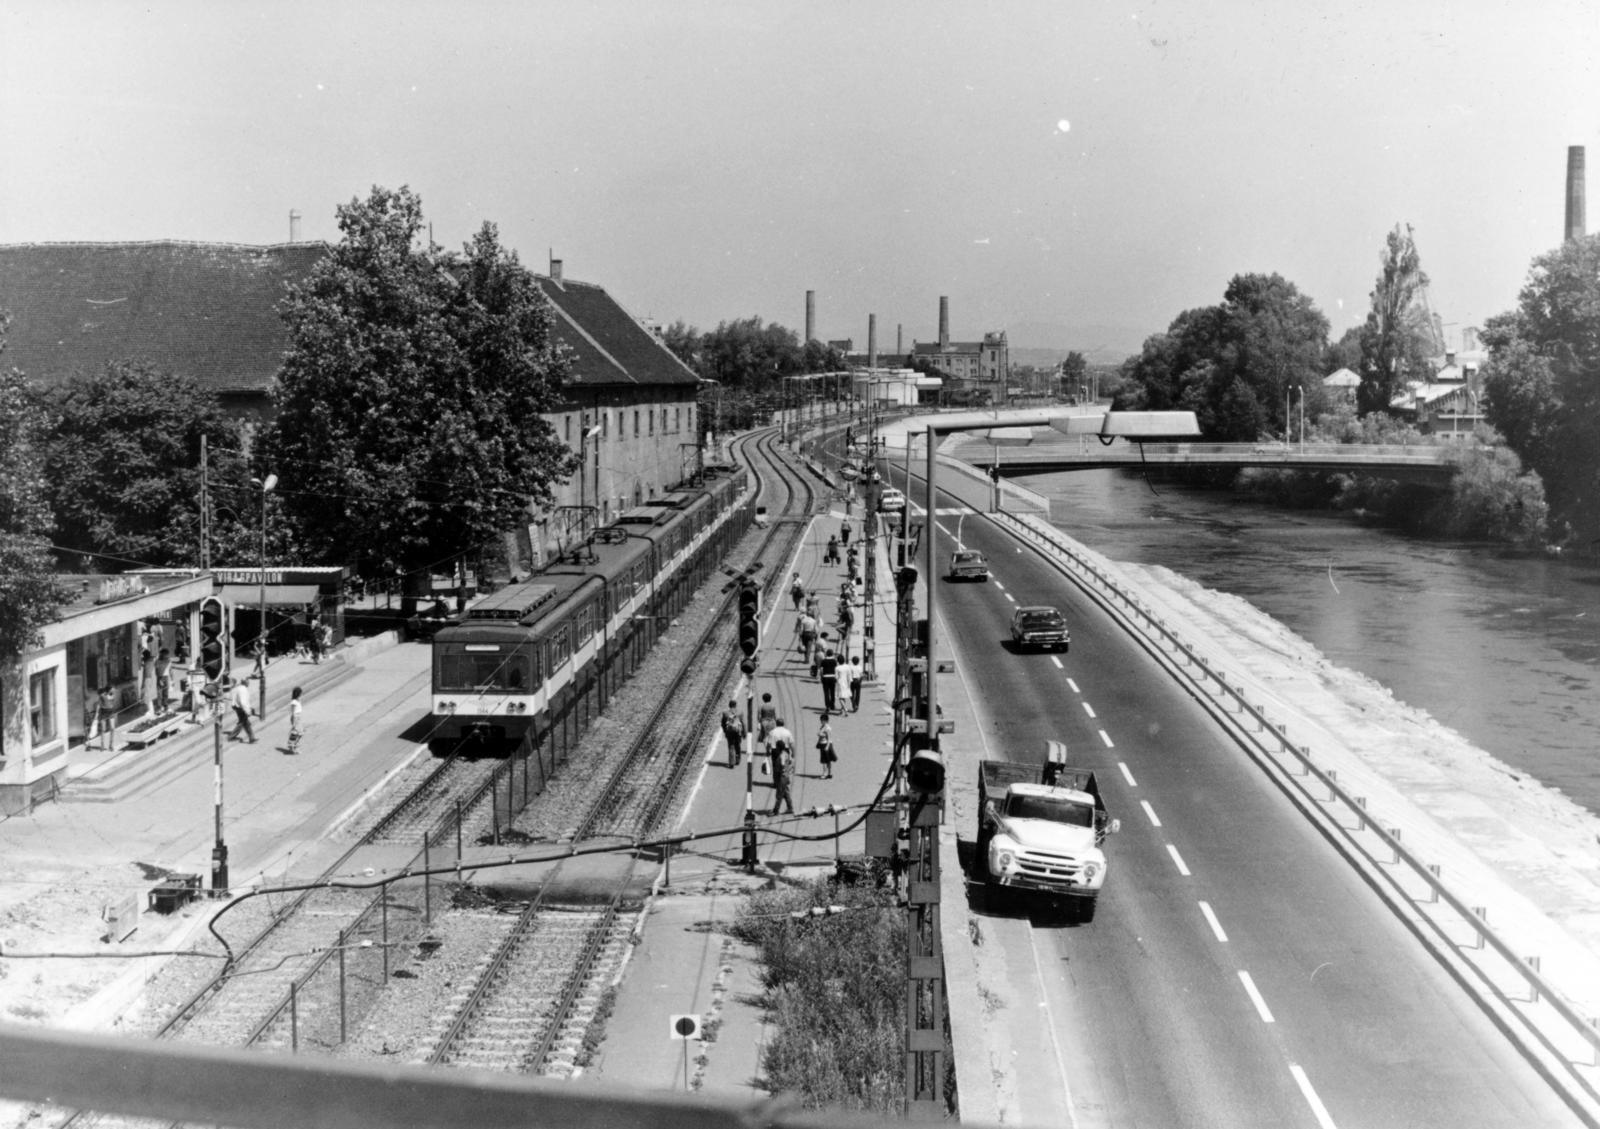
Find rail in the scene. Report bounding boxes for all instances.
[990,508,1600,1113]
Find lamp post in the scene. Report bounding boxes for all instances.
[253,473,277,721]
[1298,384,1306,452]
[578,422,602,546]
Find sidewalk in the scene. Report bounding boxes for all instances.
[587,496,904,1098]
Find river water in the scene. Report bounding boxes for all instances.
[1024,469,1600,818]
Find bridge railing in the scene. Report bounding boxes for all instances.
[990,509,1600,1115]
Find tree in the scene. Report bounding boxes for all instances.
[1,320,70,660]
[265,187,576,606]
[1358,224,1437,415]
[35,360,244,570]
[1116,273,1329,441]
[1481,234,1600,545]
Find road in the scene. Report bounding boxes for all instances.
[906,479,1581,1127]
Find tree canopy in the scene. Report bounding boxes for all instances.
[1481,233,1600,545]
[263,186,576,597]
[1358,224,1437,414]
[1,321,70,659]
[34,360,244,570]
[1117,272,1330,440]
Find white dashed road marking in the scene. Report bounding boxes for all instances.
[1082,701,1096,719]
[1118,762,1137,787]
[1166,844,1190,876]
[1098,729,1114,748]
[1141,800,1161,827]
[1289,1063,1340,1129]
[1198,901,1229,942]
[1238,971,1275,1023]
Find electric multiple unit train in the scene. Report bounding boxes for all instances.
[427,465,749,755]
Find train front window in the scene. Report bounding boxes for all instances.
[437,646,532,691]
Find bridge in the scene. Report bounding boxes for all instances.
[943,434,1461,486]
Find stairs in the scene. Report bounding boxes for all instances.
[65,657,363,804]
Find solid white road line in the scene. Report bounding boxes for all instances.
[1028,931,1079,1129]
[1141,800,1161,827]
[1166,844,1190,876]
[1198,901,1229,943]
[1238,971,1275,1023]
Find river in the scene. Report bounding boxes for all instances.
[1023,469,1600,818]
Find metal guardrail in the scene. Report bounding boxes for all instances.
[992,509,1600,1103]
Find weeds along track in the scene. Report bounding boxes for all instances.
[54,431,815,1128]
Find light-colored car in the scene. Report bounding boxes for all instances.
[878,487,906,513]
[948,550,989,581]
[1011,606,1070,652]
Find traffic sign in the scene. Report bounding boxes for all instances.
[670,1014,702,1040]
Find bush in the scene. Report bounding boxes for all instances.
[729,880,906,1113]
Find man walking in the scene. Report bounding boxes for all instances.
[795,610,818,665]
[227,678,257,743]
[766,717,796,815]
[819,648,840,713]
[720,698,746,767]
[847,653,864,713]
[789,572,806,611]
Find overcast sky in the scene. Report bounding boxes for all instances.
[3,1,1598,357]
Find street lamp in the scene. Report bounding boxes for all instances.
[579,422,602,544]
[253,473,277,721]
[1297,385,1306,452]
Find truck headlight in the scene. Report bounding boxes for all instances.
[1083,861,1099,881]
[995,849,1015,871]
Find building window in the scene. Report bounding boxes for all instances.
[675,407,681,431]
[634,409,640,437]
[662,407,669,432]
[565,415,572,443]
[29,668,58,745]
[603,411,609,439]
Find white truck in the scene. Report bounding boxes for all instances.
[975,741,1120,921]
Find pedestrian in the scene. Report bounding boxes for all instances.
[138,649,157,716]
[848,653,864,712]
[816,713,837,779]
[789,572,806,611]
[847,546,860,584]
[837,600,854,640]
[805,592,820,620]
[307,613,324,664]
[287,686,304,754]
[154,648,173,712]
[819,648,840,712]
[840,519,851,547]
[721,698,746,767]
[825,535,840,566]
[227,678,257,743]
[767,717,796,814]
[757,692,778,746]
[795,611,818,664]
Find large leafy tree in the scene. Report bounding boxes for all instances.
[1,323,70,660]
[1358,224,1438,415]
[35,360,245,570]
[1117,273,1329,441]
[264,186,575,604]
[1481,234,1600,545]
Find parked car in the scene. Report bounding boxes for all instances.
[1010,606,1070,652]
[948,550,990,581]
[878,487,906,513]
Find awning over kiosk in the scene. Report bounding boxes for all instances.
[218,584,321,608]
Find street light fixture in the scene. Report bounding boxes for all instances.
[253,473,277,721]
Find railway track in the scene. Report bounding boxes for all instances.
[50,429,818,1127]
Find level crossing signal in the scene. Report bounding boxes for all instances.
[737,579,761,659]
[199,596,228,683]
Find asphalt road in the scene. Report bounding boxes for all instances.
[903,473,1581,1128]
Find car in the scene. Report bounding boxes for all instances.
[1011,606,1070,652]
[948,550,989,581]
[878,487,906,513]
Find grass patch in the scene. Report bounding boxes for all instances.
[727,879,906,1114]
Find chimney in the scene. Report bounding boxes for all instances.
[805,290,815,343]
[550,256,564,283]
[938,297,949,351]
[897,324,903,357]
[289,210,301,243]
[1566,146,1587,243]
[868,314,877,369]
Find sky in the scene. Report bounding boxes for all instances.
[3,0,1599,359]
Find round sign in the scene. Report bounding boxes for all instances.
[840,464,859,480]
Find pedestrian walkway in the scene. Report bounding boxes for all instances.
[587,498,906,1099]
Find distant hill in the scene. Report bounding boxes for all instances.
[1006,320,1154,366]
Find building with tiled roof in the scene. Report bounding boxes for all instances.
[0,242,704,566]
[0,241,324,414]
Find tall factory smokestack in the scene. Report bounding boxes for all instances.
[289,210,301,243]
[805,290,815,343]
[897,324,903,357]
[868,314,877,369]
[1566,146,1587,243]
[938,297,949,351]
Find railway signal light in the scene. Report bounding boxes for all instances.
[905,733,945,798]
[199,596,228,683]
[737,579,761,658]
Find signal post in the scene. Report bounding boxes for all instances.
[736,577,761,870]
[199,596,231,894]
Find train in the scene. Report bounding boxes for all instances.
[427,463,750,756]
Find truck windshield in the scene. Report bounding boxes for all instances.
[1006,795,1094,826]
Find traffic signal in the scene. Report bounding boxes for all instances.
[737,579,761,658]
[199,596,227,683]
[905,733,946,797]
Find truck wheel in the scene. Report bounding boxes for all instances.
[1077,897,1097,924]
